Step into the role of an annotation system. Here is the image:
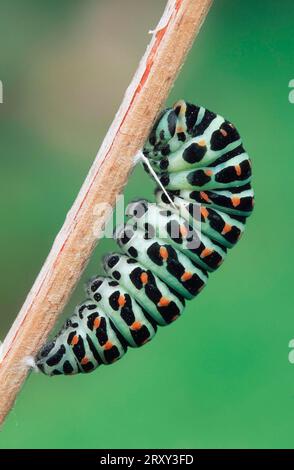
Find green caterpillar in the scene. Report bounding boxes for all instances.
[36,100,254,376]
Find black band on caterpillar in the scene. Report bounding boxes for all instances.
[36,100,254,376]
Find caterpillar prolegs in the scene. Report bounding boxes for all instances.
[36,100,254,376]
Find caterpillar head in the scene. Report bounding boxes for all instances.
[143,100,201,163]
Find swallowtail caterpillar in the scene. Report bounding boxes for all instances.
[36,100,254,376]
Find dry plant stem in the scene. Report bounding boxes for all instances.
[0,0,213,425]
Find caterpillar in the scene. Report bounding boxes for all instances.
[36,100,254,376]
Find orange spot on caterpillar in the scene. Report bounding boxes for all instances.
[81,357,89,365]
[93,317,101,329]
[71,335,79,346]
[231,196,240,207]
[118,295,126,307]
[220,128,228,137]
[131,321,142,331]
[222,223,232,234]
[198,139,206,147]
[204,169,213,176]
[201,207,209,219]
[200,247,213,258]
[158,297,170,307]
[181,272,193,282]
[159,246,168,260]
[171,315,179,321]
[104,341,113,351]
[200,191,210,203]
[179,225,188,237]
[235,164,241,176]
[140,272,148,284]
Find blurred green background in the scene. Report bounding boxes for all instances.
[0,0,293,449]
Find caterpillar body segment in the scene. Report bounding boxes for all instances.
[103,253,185,326]
[158,152,251,192]
[154,190,246,249]
[36,100,254,376]
[115,224,208,300]
[87,277,157,348]
[124,199,226,272]
[168,186,254,217]
[37,300,127,375]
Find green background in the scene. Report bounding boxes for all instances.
[0,0,293,449]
